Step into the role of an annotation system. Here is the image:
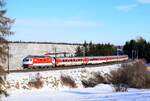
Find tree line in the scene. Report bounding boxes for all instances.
[123,37,150,62]
[75,41,116,57]
[9,41,82,45]
[75,37,150,63]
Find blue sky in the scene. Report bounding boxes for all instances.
[6,0,150,45]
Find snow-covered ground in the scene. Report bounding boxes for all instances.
[2,84,150,101]
[2,64,150,101]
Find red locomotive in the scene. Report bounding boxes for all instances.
[22,55,128,69]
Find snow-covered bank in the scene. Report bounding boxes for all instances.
[6,64,120,91]
[2,84,150,101]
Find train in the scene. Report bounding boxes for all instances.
[22,55,128,69]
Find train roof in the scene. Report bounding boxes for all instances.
[57,55,128,59]
[25,55,51,58]
[24,55,128,59]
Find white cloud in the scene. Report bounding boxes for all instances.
[14,19,103,29]
[115,0,150,12]
[138,0,150,4]
[115,4,138,12]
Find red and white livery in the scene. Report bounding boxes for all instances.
[22,55,55,68]
[22,55,128,69]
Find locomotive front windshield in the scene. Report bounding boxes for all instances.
[23,58,29,62]
[23,57,32,62]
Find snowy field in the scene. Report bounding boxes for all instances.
[2,85,150,101]
[2,64,150,101]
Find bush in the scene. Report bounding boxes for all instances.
[0,77,9,97]
[92,72,105,83]
[82,72,105,88]
[145,71,150,88]
[0,66,9,97]
[108,60,150,88]
[60,75,76,88]
[28,78,44,89]
[28,73,44,89]
[113,83,128,92]
[81,80,97,88]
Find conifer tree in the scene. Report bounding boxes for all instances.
[0,0,14,96]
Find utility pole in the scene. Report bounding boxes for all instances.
[53,47,56,58]
[83,46,85,67]
[117,48,119,64]
[53,47,57,68]
[137,50,139,59]
[132,50,134,60]
[7,45,9,73]
[83,46,85,58]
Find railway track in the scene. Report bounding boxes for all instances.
[6,61,129,73]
